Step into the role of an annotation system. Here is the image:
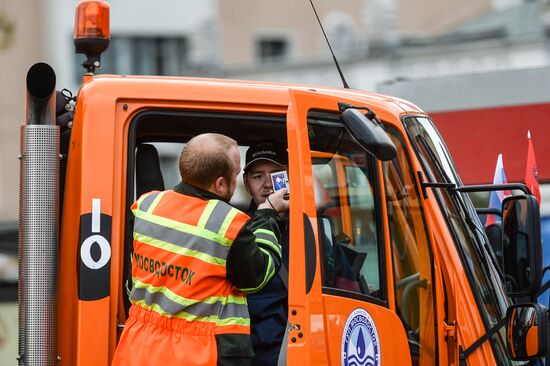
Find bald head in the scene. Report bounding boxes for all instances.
[179,133,239,192]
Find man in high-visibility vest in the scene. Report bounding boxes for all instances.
[113,133,287,366]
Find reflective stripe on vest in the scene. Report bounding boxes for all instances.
[133,216,230,265]
[130,190,250,330]
[131,279,249,325]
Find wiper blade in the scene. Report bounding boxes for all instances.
[454,192,504,311]
[416,135,453,184]
[417,134,504,308]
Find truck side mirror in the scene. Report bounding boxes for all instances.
[501,195,542,297]
[340,108,396,161]
[506,303,549,361]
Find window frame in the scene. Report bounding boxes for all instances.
[306,110,388,307]
[400,115,512,364]
[382,122,440,364]
[123,108,288,314]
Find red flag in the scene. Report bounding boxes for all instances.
[525,130,541,203]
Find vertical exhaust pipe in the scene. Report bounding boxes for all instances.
[19,62,59,365]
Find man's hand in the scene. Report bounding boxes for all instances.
[258,188,289,214]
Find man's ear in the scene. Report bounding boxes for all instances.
[243,173,252,195]
[213,176,226,196]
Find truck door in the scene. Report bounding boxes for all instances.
[285,90,412,365]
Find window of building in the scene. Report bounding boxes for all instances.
[74,35,189,81]
[0,223,17,302]
[325,12,357,58]
[256,37,288,63]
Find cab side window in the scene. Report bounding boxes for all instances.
[123,111,288,316]
[308,113,384,301]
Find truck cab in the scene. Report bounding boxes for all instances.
[17,2,549,365]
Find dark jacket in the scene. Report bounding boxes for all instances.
[174,183,283,365]
[245,201,289,366]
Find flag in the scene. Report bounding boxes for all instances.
[525,130,541,204]
[486,154,510,227]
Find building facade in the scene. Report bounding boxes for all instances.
[3,0,550,220]
[0,1,44,222]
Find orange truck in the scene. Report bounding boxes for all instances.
[17,1,549,365]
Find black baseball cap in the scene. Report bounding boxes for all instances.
[244,142,288,171]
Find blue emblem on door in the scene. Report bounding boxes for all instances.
[341,308,380,366]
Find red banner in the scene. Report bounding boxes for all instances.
[525,130,541,203]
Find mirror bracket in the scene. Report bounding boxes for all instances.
[338,102,379,124]
[454,183,531,195]
[538,278,550,300]
[475,208,501,216]
[338,104,397,161]
[459,318,507,364]
[417,171,456,198]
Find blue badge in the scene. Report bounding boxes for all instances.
[341,308,380,366]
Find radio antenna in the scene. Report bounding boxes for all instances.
[309,0,350,89]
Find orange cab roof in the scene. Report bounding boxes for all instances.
[83,74,426,116]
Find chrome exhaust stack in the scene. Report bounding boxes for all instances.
[19,62,59,365]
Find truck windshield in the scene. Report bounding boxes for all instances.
[402,116,514,364]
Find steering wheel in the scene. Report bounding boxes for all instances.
[397,273,427,336]
[316,200,340,217]
[504,274,519,292]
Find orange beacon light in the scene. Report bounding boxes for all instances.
[74,0,110,73]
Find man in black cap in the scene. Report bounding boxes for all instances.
[243,142,289,366]
[243,143,357,365]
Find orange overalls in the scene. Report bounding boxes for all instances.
[112,190,254,365]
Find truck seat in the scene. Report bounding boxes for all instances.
[136,144,165,198]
